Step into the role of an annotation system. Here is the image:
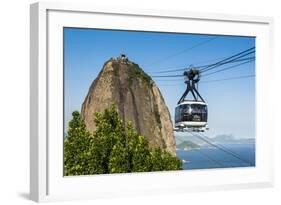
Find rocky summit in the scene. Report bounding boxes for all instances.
[81,55,176,155]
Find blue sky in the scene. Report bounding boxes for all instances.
[64,28,255,139]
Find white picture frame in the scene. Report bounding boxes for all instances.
[30,2,274,202]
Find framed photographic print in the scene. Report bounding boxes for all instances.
[30,2,274,202]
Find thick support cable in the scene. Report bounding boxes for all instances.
[188,132,254,166]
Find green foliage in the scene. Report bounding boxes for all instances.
[64,105,182,176]
[64,111,93,176]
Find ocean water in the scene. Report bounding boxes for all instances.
[176,143,255,170]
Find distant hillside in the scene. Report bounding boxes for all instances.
[177,140,200,150]
[212,134,234,142]
[175,134,206,145]
[212,134,255,144]
[175,134,255,146]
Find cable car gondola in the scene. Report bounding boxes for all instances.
[174,68,208,132]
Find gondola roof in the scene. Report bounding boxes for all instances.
[177,100,207,105]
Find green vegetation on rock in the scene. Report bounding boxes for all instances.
[154,109,161,125]
[64,105,182,176]
[128,62,153,87]
[111,61,120,77]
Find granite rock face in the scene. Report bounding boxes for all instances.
[81,58,176,155]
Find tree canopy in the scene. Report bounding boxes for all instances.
[64,105,182,176]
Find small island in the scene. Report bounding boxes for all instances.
[177,140,200,151]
